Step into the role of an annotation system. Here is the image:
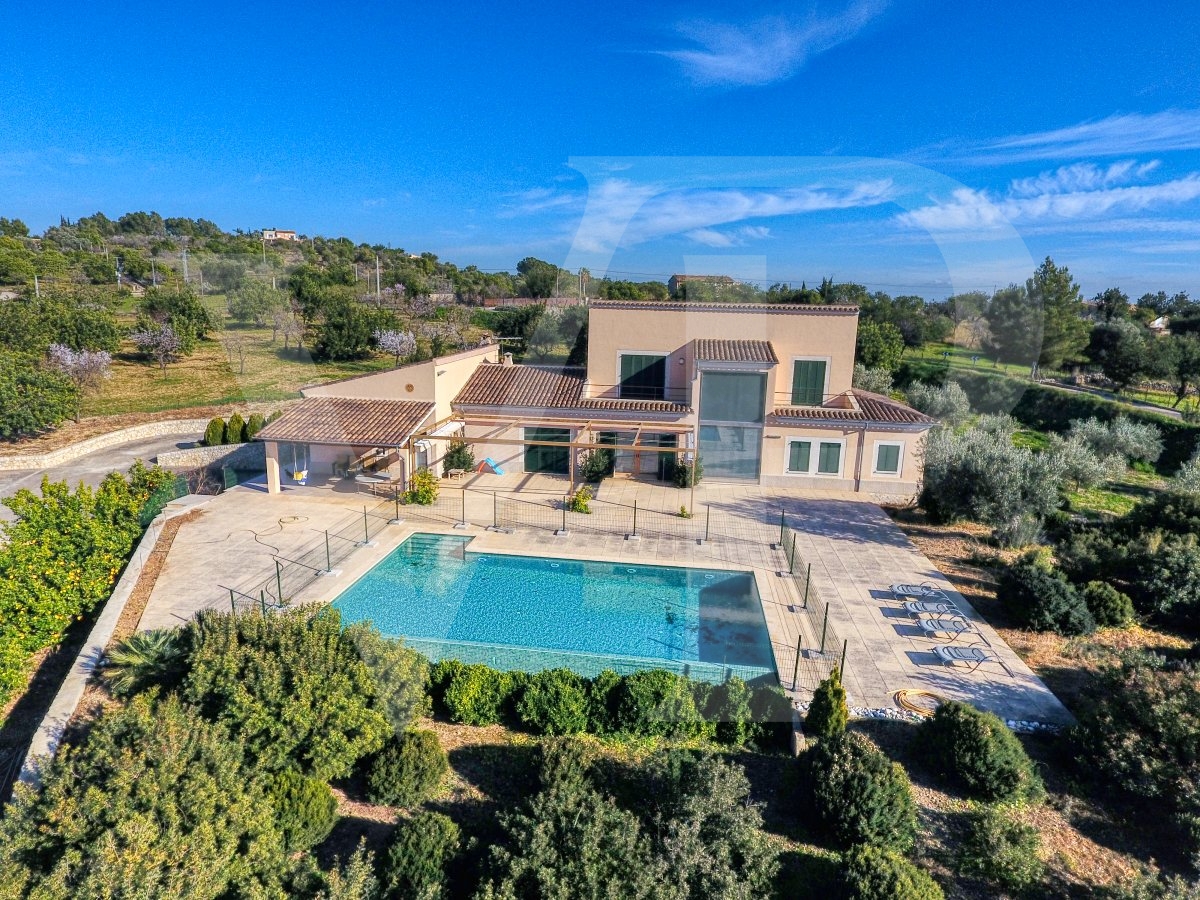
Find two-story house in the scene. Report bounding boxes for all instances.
[256,300,933,495]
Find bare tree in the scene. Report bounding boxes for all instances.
[46,344,112,420]
[222,333,248,375]
[373,329,417,366]
[129,324,182,369]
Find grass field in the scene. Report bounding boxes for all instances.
[1065,467,1168,518]
[82,325,398,417]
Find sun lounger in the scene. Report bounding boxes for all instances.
[891,582,951,602]
[916,615,975,640]
[934,645,1014,676]
[904,599,960,617]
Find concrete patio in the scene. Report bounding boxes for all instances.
[139,471,1073,725]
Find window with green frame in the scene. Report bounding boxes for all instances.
[787,440,811,472]
[817,441,842,475]
[875,443,901,474]
[619,354,667,400]
[791,359,827,405]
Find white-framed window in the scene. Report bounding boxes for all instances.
[872,440,904,476]
[785,438,845,477]
[790,356,831,406]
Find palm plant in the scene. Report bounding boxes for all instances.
[102,629,186,697]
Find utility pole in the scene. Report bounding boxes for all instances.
[151,259,157,285]
[375,255,381,298]
[261,237,267,264]
[33,274,39,297]
[182,247,189,283]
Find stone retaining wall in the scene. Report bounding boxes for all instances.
[0,419,211,472]
[156,441,266,470]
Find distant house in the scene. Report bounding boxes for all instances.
[667,274,735,298]
[262,228,300,242]
[1149,316,1170,335]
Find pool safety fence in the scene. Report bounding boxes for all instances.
[775,512,847,695]
[398,485,716,544]
[217,498,397,614]
[403,634,776,687]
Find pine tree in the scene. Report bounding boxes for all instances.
[805,667,849,738]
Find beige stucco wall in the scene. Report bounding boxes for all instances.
[758,423,926,494]
[303,344,497,421]
[585,303,859,405]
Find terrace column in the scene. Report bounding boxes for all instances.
[265,442,281,494]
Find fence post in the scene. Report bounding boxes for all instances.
[325,530,332,573]
[791,628,803,690]
[704,505,711,542]
[562,500,567,533]
[802,563,811,609]
[275,559,283,605]
[462,488,467,526]
[779,509,786,546]
[493,491,498,529]
[789,532,797,575]
[229,588,236,613]
[363,506,369,544]
[259,590,267,616]
[839,639,848,677]
[632,500,638,537]
[394,493,400,522]
[820,604,829,654]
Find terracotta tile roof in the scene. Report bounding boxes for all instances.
[770,390,934,426]
[590,300,859,315]
[694,339,778,364]
[255,397,434,447]
[452,364,692,416]
[453,364,585,408]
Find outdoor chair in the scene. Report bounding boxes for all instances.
[934,644,1014,677]
[891,582,951,602]
[904,599,961,617]
[916,615,976,641]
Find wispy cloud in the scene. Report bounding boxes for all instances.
[685,225,772,247]
[572,178,895,253]
[499,186,582,217]
[898,161,1200,233]
[658,0,889,87]
[963,109,1200,163]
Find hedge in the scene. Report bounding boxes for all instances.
[898,360,1200,474]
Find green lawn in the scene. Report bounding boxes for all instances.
[1065,467,1168,519]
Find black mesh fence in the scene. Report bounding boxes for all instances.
[773,516,846,694]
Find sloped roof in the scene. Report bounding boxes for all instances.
[694,339,778,364]
[453,364,586,408]
[770,390,934,426]
[453,364,691,415]
[255,397,434,447]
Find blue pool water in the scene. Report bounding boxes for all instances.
[332,533,777,684]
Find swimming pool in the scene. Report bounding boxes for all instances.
[332,532,777,684]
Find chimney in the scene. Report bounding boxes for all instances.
[502,352,514,367]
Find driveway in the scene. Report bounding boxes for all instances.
[0,432,203,519]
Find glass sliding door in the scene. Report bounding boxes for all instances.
[698,372,766,480]
[523,427,571,474]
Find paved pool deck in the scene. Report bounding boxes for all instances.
[139,473,1073,725]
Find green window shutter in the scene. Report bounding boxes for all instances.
[876,444,901,473]
[817,442,842,475]
[791,360,827,405]
[788,441,811,472]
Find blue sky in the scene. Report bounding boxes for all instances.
[3,0,1200,297]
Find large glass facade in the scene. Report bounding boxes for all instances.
[523,427,570,474]
[698,372,766,480]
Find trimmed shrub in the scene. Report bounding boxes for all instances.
[751,683,795,750]
[566,486,592,514]
[266,770,337,852]
[383,811,460,900]
[442,663,516,726]
[586,668,622,733]
[803,731,917,851]
[708,676,754,746]
[429,658,465,707]
[580,448,614,482]
[365,729,448,807]
[1000,559,1096,635]
[518,668,589,735]
[956,805,1045,893]
[405,467,439,505]
[203,416,226,446]
[615,669,703,738]
[245,412,266,440]
[920,700,1042,802]
[672,458,702,488]
[226,412,247,444]
[841,844,944,900]
[441,439,475,477]
[1083,580,1135,627]
[805,667,849,739]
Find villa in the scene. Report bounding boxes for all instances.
[256,300,934,495]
